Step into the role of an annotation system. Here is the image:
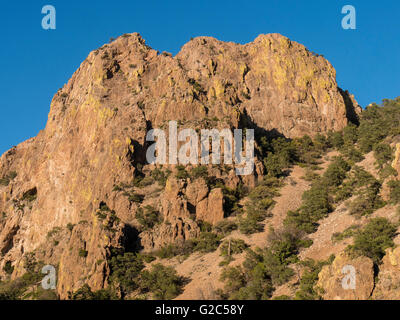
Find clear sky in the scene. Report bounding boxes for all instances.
[0,0,399,155]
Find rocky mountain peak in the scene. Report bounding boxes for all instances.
[0,32,362,298]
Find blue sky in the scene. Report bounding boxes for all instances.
[0,0,399,155]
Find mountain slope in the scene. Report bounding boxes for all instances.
[0,32,362,299]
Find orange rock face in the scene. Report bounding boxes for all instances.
[0,32,360,298]
[317,252,375,300]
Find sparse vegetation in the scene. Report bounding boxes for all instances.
[220,239,248,257]
[190,165,209,180]
[213,220,238,236]
[155,230,222,259]
[21,188,37,202]
[239,178,280,234]
[139,264,184,300]
[0,253,57,300]
[175,165,189,180]
[151,168,171,187]
[47,227,62,239]
[373,143,393,170]
[331,225,361,242]
[136,205,162,230]
[388,180,400,204]
[69,284,117,300]
[0,171,17,186]
[66,223,75,232]
[109,252,145,297]
[350,217,397,264]
[78,249,88,258]
[3,261,14,275]
[294,256,334,300]
[127,193,144,203]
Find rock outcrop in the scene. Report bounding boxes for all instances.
[373,247,400,300]
[0,32,360,298]
[196,188,225,225]
[317,252,374,300]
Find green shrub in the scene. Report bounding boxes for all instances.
[78,249,88,258]
[218,266,249,299]
[388,180,400,204]
[313,134,330,152]
[190,166,208,180]
[238,217,264,234]
[0,178,9,186]
[379,165,398,179]
[351,217,397,264]
[295,257,334,300]
[373,143,393,169]
[136,205,162,230]
[99,202,111,212]
[0,171,17,186]
[323,156,350,187]
[293,135,318,163]
[155,230,221,259]
[219,227,312,300]
[331,225,360,242]
[267,227,311,265]
[219,246,290,300]
[47,227,62,238]
[348,181,385,217]
[284,182,330,234]
[69,284,117,300]
[151,168,171,187]
[340,144,364,163]
[260,137,298,177]
[343,123,358,145]
[220,183,247,216]
[136,253,156,264]
[138,176,154,187]
[239,178,280,234]
[155,242,195,259]
[197,220,212,233]
[302,168,320,182]
[0,279,26,300]
[0,254,49,300]
[327,131,344,149]
[213,220,238,236]
[127,193,144,203]
[21,188,37,202]
[3,261,14,275]
[261,249,295,286]
[8,171,17,180]
[357,100,400,153]
[220,239,248,256]
[175,165,189,180]
[139,264,184,300]
[349,166,377,188]
[335,166,377,202]
[191,232,222,253]
[109,252,145,296]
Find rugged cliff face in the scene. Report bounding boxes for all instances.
[0,32,360,298]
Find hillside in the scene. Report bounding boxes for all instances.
[2,32,397,300]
